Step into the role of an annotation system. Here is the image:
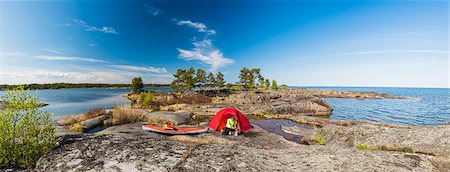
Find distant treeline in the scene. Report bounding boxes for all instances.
[0,83,170,90]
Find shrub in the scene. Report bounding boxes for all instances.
[356,144,377,151]
[314,131,326,145]
[0,86,56,169]
[112,106,146,125]
[139,92,154,108]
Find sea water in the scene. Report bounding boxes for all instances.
[0,87,448,125]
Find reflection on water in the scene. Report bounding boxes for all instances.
[251,119,313,143]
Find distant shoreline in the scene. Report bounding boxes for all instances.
[0,83,170,91]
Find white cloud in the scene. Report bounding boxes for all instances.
[174,19,216,35]
[42,48,64,55]
[73,19,118,34]
[111,65,168,73]
[177,39,233,71]
[33,55,109,63]
[1,67,173,84]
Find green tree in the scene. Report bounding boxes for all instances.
[170,67,196,92]
[131,77,144,93]
[238,67,258,89]
[171,69,187,92]
[258,75,265,88]
[238,67,249,87]
[185,67,196,89]
[0,86,56,168]
[195,69,207,86]
[265,79,270,89]
[207,72,216,86]
[215,72,226,87]
[271,80,278,90]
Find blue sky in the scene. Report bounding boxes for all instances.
[0,0,448,88]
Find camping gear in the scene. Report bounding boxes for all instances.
[163,124,175,130]
[208,108,252,133]
[142,125,208,135]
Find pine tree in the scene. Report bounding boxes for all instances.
[207,72,216,86]
[271,80,278,90]
[265,79,270,89]
[215,72,226,87]
[195,69,207,86]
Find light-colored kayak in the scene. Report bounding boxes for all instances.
[142,125,208,135]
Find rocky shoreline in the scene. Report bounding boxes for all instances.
[34,88,449,171]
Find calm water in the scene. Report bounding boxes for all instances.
[0,87,171,118]
[0,87,448,125]
[305,87,450,126]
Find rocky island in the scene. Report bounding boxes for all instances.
[41,88,449,172]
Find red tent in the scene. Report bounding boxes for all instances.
[208,108,252,133]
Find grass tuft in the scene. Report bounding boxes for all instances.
[112,106,146,125]
[57,116,77,126]
[58,108,106,126]
[69,123,86,132]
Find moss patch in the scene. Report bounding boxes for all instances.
[356,144,377,151]
[380,145,415,153]
[314,131,326,145]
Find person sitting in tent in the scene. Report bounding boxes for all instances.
[222,115,239,136]
[209,108,252,135]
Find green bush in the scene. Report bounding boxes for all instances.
[0,86,56,169]
[139,92,154,108]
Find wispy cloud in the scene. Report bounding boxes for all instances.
[327,50,449,57]
[42,48,64,55]
[177,39,233,71]
[73,19,118,34]
[111,65,168,73]
[0,52,27,58]
[147,6,163,16]
[173,18,216,35]
[33,55,109,63]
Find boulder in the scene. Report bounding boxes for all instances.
[269,102,332,116]
[103,117,113,127]
[281,126,317,145]
[146,111,191,125]
[79,115,109,131]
